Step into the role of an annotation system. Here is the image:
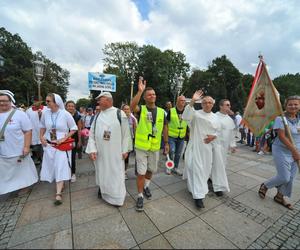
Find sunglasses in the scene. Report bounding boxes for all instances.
[46,100,52,103]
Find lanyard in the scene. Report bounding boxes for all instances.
[51,111,60,129]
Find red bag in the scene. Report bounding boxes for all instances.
[52,138,75,151]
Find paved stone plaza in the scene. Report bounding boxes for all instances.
[1,144,300,249]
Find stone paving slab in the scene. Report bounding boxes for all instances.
[200,204,265,249]
[228,172,261,190]
[138,235,172,249]
[10,229,72,249]
[8,214,71,248]
[143,196,195,232]
[120,207,160,244]
[73,213,136,249]
[164,217,237,249]
[16,196,70,228]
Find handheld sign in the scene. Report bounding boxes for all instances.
[165,154,174,170]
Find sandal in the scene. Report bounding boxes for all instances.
[273,194,293,210]
[54,193,63,206]
[258,183,268,199]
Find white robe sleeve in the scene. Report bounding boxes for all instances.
[121,111,131,154]
[85,118,98,154]
[182,104,195,126]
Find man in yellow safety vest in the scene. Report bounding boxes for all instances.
[131,77,169,212]
[166,95,187,175]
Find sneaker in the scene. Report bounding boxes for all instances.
[215,191,223,197]
[143,187,152,199]
[258,151,264,155]
[125,172,129,180]
[136,197,144,212]
[71,174,76,183]
[166,168,171,175]
[195,199,204,208]
[172,168,183,176]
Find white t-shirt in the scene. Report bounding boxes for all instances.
[0,109,32,158]
[26,106,47,145]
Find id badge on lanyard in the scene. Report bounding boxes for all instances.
[103,129,111,141]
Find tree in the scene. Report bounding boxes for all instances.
[273,73,300,104]
[0,27,70,105]
[102,42,190,107]
[76,98,91,109]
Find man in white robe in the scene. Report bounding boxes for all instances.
[183,91,229,208]
[215,99,237,166]
[26,98,46,164]
[86,92,131,206]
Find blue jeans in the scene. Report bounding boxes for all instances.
[168,137,185,169]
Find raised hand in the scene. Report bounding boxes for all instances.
[192,89,204,101]
[138,76,146,93]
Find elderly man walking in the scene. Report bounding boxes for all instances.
[182,91,229,208]
[131,77,169,212]
[86,92,131,206]
[166,95,187,175]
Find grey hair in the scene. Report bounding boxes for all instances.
[284,95,300,107]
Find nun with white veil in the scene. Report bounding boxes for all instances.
[40,93,77,205]
[0,90,38,195]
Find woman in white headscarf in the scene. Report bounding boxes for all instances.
[40,93,77,205]
[0,90,38,195]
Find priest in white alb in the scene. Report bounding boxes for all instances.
[215,99,237,166]
[86,92,131,206]
[182,91,230,208]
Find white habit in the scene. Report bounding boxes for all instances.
[26,106,47,145]
[40,109,77,183]
[215,111,236,166]
[182,105,229,199]
[86,107,130,206]
[0,109,38,194]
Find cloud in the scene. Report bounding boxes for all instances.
[1,0,300,101]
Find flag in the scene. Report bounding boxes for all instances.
[242,58,282,136]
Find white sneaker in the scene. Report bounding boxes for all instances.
[71,174,76,182]
[258,151,264,155]
[166,168,172,175]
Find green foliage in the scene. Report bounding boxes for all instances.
[273,73,300,104]
[102,42,190,107]
[75,98,91,109]
[0,27,69,106]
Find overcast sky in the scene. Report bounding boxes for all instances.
[1,0,299,101]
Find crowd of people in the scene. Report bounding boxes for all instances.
[0,84,299,211]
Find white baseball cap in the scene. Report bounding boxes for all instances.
[95,91,112,100]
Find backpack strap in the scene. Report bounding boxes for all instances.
[117,108,121,125]
[0,109,17,140]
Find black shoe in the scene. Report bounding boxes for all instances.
[195,199,204,208]
[98,188,102,199]
[215,191,223,197]
[136,197,144,212]
[143,187,152,200]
